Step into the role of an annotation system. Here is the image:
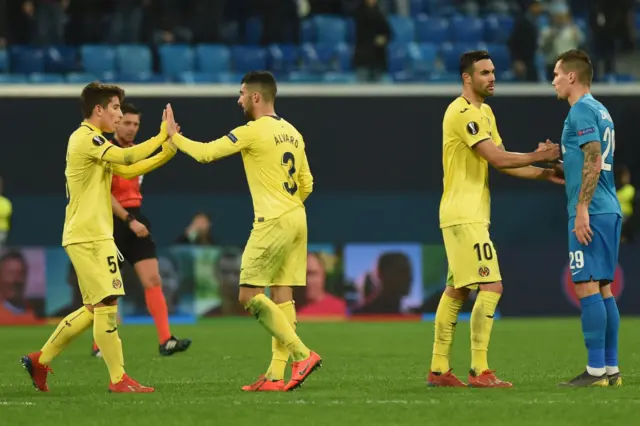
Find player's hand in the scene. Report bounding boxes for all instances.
[165,103,179,137]
[129,220,149,238]
[573,206,593,245]
[542,168,565,185]
[537,141,560,162]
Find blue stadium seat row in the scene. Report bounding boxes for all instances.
[0,42,512,80]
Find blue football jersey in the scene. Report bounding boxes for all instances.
[561,94,621,218]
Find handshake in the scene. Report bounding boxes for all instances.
[535,139,561,162]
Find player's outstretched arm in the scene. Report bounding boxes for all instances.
[170,133,244,163]
[111,141,177,179]
[496,144,564,183]
[102,123,169,165]
[473,139,560,169]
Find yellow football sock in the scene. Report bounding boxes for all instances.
[245,294,310,362]
[40,306,94,365]
[94,306,125,384]
[265,301,297,381]
[470,291,501,375]
[431,293,464,373]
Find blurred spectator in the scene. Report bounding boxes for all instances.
[540,2,584,81]
[0,251,42,324]
[0,0,6,46]
[297,252,346,316]
[191,0,225,43]
[309,0,343,14]
[34,0,69,45]
[176,212,214,245]
[351,252,412,314]
[508,0,543,82]
[145,0,193,45]
[354,0,391,83]
[107,0,144,44]
[0,177,11,249]
[255,0,300,45]
[589,0,635,79]
[616,165,635,243]
[205,249,246,316]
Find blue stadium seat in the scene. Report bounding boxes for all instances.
[414,43,438,74]
[117,72,168,83]
[314,15,347,44]
[9,46,45,74]
[28,73,65,84]
[410,0,426,16]
[245,16,263,45]
[300,19,315,43]
[196,44,231,73]
[486,44,510,72]
[178,71,236,84]
[345,18,355,43]
[322,72,356,83]
[80,44,116,77]
[300,43,338,73]
[450,16,484,43]
[267,44,300,73]
[389,15,415,43]
[0,49,7,72]
[335,43,352,72]
[44,46,78,73]
[440,42,486,72]
[428,71,459,82]
[158,45,195,78]
[231,46,267,73]
[415,16,450,44]
[0,74,27,84]
[66,73,98,83]
[387,42,413,74]
[116,45,152,78]
[287,71,323,83]
[484,14,514,43]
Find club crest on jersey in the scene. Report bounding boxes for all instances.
[466,121,479,135]
[93,135,107,146]
[112,278,122,289]
[478,266,490,277]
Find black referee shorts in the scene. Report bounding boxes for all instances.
[113,208,157,266]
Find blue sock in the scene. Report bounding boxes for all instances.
[580,293,606,370]
[603,297,620,368]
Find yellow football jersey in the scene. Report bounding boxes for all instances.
[0,196,12,232]
[439,97,502,228]
[62,121,116,246]
[172,115,313,222]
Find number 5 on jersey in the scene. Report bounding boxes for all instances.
[281,151,298,195]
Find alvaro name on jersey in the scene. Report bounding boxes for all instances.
[171,115,313,222]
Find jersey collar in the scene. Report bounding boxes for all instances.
[81,120,102,134]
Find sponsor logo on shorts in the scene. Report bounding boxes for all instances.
[478,266,490,277]
[112,278,122,289]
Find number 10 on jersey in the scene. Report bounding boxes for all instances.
[281,152,298,195]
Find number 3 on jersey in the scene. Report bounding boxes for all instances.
[602,127,615,172]
[281,152,298,195]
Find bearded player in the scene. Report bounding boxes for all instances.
[21,82,176,392]
[164,71,322,392]
[552,50,622,387]
[90,103,191,358]
[428,51,562,388]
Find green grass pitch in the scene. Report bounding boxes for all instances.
[1,318,639,426]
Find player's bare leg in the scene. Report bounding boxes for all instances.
[135,258,192,356]
[600,284,621,386]
[428,285,468,387]
[560,280,608,387]
[239,285,321,392]
[467,281,512,388]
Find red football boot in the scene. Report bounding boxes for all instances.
[284,351,322,391]
[108,374,155,393]
[21,351,53,392]
[468,370,513,388]
[242,375,285,392]
[427,369,467,387]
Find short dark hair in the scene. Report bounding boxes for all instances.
[0,250,26,268]
[80,82,125,119]
[557,49,593,86]
[241,71,278,102]
[459,50,492,76]
[121,103,140,116]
